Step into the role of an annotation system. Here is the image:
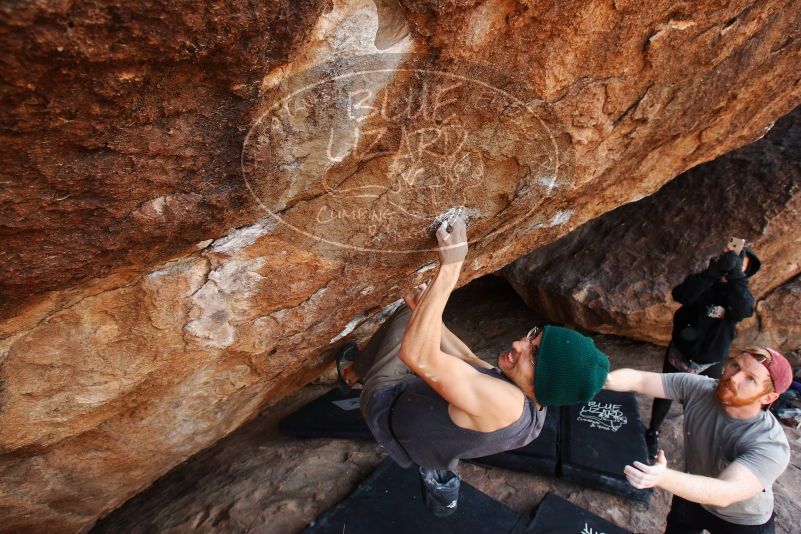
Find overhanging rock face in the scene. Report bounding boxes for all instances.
[741,273,801,351]
[503,107,801,349]
[1,0,801,531]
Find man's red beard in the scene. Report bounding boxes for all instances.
[715,379,770,407]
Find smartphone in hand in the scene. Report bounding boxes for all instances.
[726,237,745,256]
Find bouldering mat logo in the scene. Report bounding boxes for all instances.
[241,54,573,258]
[581,523,606,534]
[577,402,628,432]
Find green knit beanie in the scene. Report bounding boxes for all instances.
[533,326,609,406]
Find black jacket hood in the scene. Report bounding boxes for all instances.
[743,247,761,278]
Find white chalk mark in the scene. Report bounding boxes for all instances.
[538,175,558,195]
[524,220,545,234]
[330,313,369,344]
[416,262,436,273]
[429,206,480,233]
[183,258,267,349]
[210,218,276,255]
[359,285,374,295]
[375,298,404,321]
[548,209,573,227]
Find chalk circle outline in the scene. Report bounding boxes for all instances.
[241,55,570,255]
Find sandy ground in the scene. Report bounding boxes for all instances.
[91,277,801,533]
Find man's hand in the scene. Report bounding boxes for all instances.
[403,282,428,310]
[603,372,617,390]
[602,369,668,398]
[436,216,467,265]
[624,450,667,489]
[707,251,739,279]
[725,253,746,280]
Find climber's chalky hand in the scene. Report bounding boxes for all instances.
[436,216,468,265]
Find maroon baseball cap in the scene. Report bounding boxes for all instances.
[746,346,793,394]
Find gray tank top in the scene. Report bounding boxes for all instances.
[389,366,545,470]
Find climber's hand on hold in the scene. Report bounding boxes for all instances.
[403,282,429,310]
[436,216,468,265]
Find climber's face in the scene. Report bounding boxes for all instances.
[498,327,541,404]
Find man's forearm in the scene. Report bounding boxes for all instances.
[659,469,740,508]
[441,325,493,369]
[400,263,462,364]
[605,369,644,392]
[605,368,668,398]
[672,273,714,304]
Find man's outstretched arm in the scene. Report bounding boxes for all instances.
[399,258,463,380]
[604,368,668,399]
[625,452,765,508]
[399,219,465,373]
[399,219,519,420]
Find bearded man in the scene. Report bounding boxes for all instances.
[605,347,792,533]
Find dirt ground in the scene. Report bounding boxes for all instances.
[91,277,801,533]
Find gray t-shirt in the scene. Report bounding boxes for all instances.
[662,373,790,525]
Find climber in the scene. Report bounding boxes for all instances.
[336,215,610,516]
[645,245,761,458]
[605,346,791,534]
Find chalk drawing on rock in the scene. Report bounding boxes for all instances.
[241,54,574,258]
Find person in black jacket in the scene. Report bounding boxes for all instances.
[645,247,761,458]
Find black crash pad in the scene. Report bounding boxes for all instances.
[279,389,373,440]
[305,458,530,534]
[472,405,560,476]
[526,492,631,534]
[559,390,652,501]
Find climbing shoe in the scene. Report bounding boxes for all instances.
[419,467,460,517]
